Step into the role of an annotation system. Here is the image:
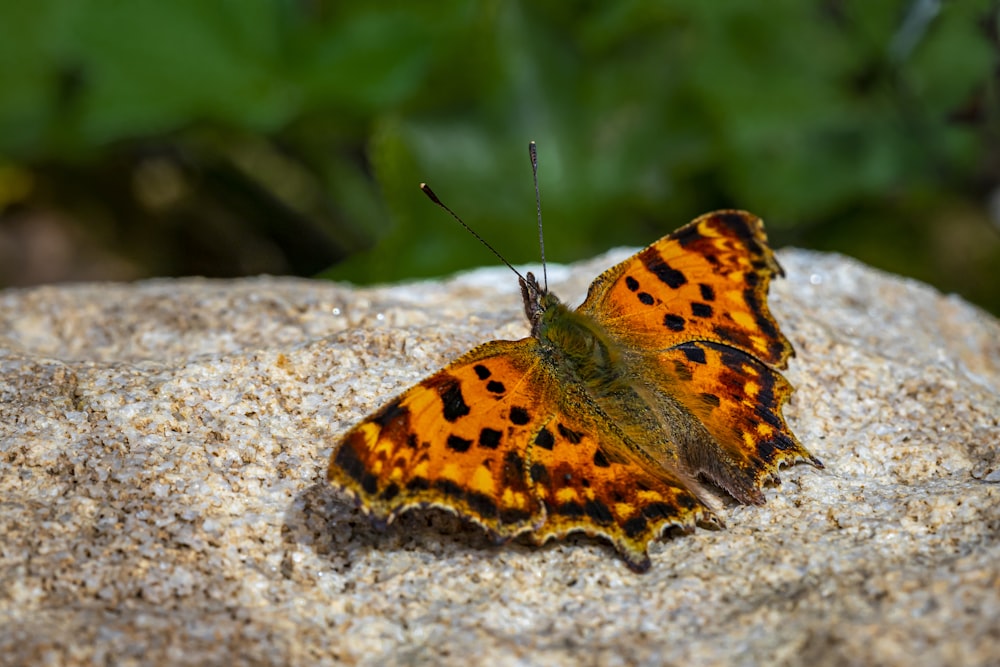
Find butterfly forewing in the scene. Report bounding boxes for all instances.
[578,210,793,367]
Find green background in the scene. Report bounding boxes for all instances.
[1,1,998,314]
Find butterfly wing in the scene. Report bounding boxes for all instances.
[328,338,555,538]
[654,340,821,503]
[527,407,715,573]
[576,210,820,501]
[578,210,793,366]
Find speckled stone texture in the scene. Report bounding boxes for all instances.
[1,248,998,667]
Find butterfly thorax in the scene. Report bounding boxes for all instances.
[520,272,626,395]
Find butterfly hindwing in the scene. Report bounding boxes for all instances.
[526,409,714,572]
[650,341,821,504]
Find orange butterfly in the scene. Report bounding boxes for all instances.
[328,163,821,572]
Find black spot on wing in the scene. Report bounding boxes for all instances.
[643,252,688,289]
[756,439,776,462]
[361,474,379,495]
[672,223,702,247]
[625,276,639,291]
[643,500,684,518]
[677,494,697,510]
[407,476,430,491]
[555,502,584,518]
[623,516,647,538]
[756,372,777,405]
[743,287,780,340]
[486,380,506,394]
[592,449,611,468]
[333,434,367,483]
[530,463,550,484]
[372,400,407,428]
[699,283,716,302]
[446,434,473,452]
[465,491,499,520]
[434,479,501,521]
[502,451,527,489]
[691,302,713,318]
[478,427,502,449]
[431,377,470,422]
[700,392,721,407]
[772,433,799,451]
[534,427,554,450]
[638,292,654,306]
[713,211,764,253]
[437,478,469,500]
[473,364,491,380]
[585,499,614,525]
[556,423,584,444]
[641,502,668,520]
[509,406,530,425]
[756,405,784,429]
[677,343,707,365]
[664,314,686,332]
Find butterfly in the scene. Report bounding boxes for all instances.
[327,182,821,572]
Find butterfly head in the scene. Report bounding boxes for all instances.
[519,271,563,338]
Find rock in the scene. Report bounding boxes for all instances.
[1,249,998,666]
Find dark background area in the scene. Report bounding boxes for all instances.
[1,1,998,314]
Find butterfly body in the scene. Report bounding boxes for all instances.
[328,210,821,572]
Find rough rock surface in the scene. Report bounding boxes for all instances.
[1,248,998,666]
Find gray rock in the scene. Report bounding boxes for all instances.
[1,248,998,666]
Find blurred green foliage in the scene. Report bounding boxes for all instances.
[0,1,998,313]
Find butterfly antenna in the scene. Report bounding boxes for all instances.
[528,141,548,291]
[420,183,525,281]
